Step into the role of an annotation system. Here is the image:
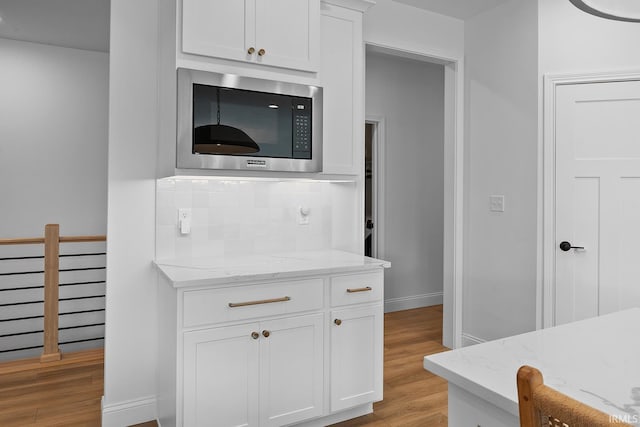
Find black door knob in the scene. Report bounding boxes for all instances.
[559,241,585,251]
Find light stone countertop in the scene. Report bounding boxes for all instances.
[155,249,391,288]
[424,308,640,425]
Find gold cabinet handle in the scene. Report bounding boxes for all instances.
[346,286,372,293]
[262,330,270,338]
[258,48,266,56]
[228,296,291,308]
[251,331,259,340]
[334,319,342,326]
[247,47,255,55]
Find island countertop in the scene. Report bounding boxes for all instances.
[424,308,640,425]
[155,249,391,288]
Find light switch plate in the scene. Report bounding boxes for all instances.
[489,195,505,212]
[178,208,192,234]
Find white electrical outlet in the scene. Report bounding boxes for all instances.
[298,206,310,225]
[178,208,192,234]
[489,195,505,212]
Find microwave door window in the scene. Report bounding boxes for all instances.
[193,85,293,158]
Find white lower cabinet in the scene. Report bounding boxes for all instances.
[259,314,324,427]
[183,323,260,427]
[330,305,383,412]
[183,314,323,427]
[158,268,385,427]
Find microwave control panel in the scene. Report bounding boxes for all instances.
[292,100,312,159]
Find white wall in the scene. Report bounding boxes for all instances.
[539,0,640,76]
[102,0,158,425]
[460,0,640,345]
[463,0,538,343]
[365,53,445,312]
[537,0,640,328]
[0,38,108,238]
[363,0,464,60]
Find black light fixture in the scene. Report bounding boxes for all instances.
[194,88,260,155]
[569,0,640,22]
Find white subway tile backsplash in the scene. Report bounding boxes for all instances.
[155,178,341,260]
[192,189,209,208]
[175,234,193,258]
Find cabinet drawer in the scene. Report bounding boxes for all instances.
[330,271,383,307]
[183,279,324,328]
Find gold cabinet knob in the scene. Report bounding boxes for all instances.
[334,319,342,326]
[247,47,255,55]
[258,48,266,56]
[262,330,270,338]
[251,331,259,340]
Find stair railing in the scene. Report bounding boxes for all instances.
[0,224,106,362]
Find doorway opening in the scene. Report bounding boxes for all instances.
[364,43,464,349]
[365,48,445,321]
[364,122,379,258]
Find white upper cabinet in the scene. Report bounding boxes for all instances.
[182,0,320,72]
[320,4,364,175]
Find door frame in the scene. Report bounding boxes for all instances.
[540,70,640,329]
[365,116,385,259]
[365,42,464,349]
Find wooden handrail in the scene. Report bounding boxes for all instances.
[0,237,46,245]
[59,235,107,243]
[0,224,106,363]
[0,235,106,245]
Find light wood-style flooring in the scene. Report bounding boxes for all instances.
[0,305,449,427]
[0,348,104,426]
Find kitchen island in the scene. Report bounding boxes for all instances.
[424,308,640,427]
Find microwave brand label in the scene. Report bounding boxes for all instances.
[246,160,267,168]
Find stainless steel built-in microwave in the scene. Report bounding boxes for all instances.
[177,68,323,173]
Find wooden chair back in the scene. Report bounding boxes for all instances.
[516,365,632,427]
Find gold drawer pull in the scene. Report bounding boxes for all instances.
[346,286,372,293]
[228,296,291,308]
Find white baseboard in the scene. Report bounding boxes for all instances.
[461,333,486,347]
[102,395,157,427]
[384,291,443,313]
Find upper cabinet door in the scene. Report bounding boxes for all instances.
[253,0,319,72]
[182,0,255,63]
[320,5,363,175]
[181,0,319,72]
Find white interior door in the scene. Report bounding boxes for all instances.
[555,80,640,325]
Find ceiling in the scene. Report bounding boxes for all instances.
[0,0,110,52]
[393,0,511,19]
